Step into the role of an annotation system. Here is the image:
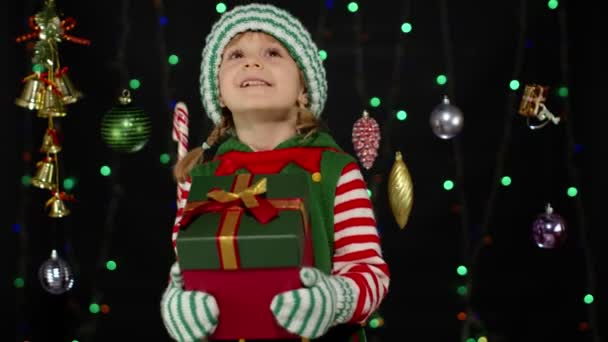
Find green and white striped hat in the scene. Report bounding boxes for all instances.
[200,3,327,125]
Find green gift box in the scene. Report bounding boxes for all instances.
[176,172,314,270]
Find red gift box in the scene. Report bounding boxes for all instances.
[183,268,304,340]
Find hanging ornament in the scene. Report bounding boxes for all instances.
[388,151,414,229]
[352,110,381,170]
[38,249,74,294]
[518,84,560,130]
[430,95,464,139]
[532,203,567,248]
[101,89,151,153]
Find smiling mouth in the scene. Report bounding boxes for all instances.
[240,79,271,87]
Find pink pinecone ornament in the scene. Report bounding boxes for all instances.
[352,110,381,170]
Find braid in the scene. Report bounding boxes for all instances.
[173,115,234,183]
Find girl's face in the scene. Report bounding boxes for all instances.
[218,31,307,121]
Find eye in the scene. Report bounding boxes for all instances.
[226,49,243,59]
[265,48,282,57]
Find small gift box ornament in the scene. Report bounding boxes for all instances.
[518,84,560,130]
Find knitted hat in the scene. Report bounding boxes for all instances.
[199,3,327,125]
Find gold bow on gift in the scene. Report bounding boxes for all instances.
[177,177,278,226]
[207,178,268,209]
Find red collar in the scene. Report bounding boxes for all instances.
[213,147,338,175]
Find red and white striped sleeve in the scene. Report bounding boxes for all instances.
[331,162,390,323]
[171,177,192,254]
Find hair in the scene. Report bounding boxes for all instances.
[173,106,320,183]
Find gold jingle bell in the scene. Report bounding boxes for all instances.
[55,71,82,104]
[31,157,56,190]
[47,193,70,218]
[15,77,45,110]
[40,128,62,154]
[37,86,67,118]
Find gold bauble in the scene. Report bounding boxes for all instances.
[388,151,414,229]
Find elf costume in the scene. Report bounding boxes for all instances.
[160,3,389,342]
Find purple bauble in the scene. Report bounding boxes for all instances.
[532,204,567,248]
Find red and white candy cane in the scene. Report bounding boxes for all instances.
[171,102,191,253]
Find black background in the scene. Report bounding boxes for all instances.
[4,1,606,341]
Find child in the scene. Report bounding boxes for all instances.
[161,3,390,341]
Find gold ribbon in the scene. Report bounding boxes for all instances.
[207,177,267,208]
[216,198,309,270]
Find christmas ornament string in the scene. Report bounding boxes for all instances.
[152,0,174,155]
[352,3,368,110]
[557,7,599,342]
[460,1,527,340]
[77,0,132,339]
[437,0,472,264]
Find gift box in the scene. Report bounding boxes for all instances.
[176,172,314,340]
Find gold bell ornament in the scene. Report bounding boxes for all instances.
[15,77,45,110]
[40,127,62,154]
[54,67,83,104]
[31,156,56,190]
[45,192,72,218]
[37,85,67,118]
[388,151,414,229]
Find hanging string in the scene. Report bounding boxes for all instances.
[556,7,600,342]
[78,0,131,339]
[379,0,411,162]
[438,0,471,274]
[460,0,527,340]
[352,5,367,108]
[153,0,174,158]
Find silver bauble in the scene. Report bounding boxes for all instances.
[38,249,75,295]
[430,95,464,139]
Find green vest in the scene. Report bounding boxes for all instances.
[190,132,367,342]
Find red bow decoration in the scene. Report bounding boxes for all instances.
[16,16,90,45]
[45,191,76,208]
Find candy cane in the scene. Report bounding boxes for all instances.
[171,102,191,253]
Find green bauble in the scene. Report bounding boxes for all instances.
[101,90,151,153]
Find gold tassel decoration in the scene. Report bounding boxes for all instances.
[388,151,414,229]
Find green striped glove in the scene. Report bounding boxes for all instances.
[160,262,219,341]
[270,267,358,339]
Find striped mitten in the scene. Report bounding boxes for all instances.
[270,267,358,338]
[160,262,219,341]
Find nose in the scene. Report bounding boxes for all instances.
[244,58,263,69]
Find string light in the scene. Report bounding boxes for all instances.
[436,74,447,85]
[89,303,100,314]
[318,49,328,61]
[547,0,559,10]
[500,176,512,186]
[369,97,381,107]
[401,22,412,33]
[509,79,520,90]
[168,54,179,65]
[347,2,359,13]
[105,260,117,271]
[63,177,76,191]
[160,153,171,164]
[443,180,454,191]
[396,110,407,121]
[129,79,141,90]
[216,2,227,14]
[100,165,111,177]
